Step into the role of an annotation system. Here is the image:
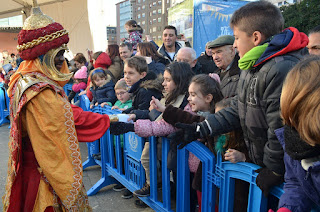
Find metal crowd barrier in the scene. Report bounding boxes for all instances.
[0,83,10,126]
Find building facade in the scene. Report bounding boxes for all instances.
[116,0,135,44]
[132,0,171,45]
[106,26,117,45]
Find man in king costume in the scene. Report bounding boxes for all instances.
[3,1,111,211]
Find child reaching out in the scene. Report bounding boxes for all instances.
[89,69,116,109]
[124,20,143,51]
[112,80,132,111]
[110,62,195,198]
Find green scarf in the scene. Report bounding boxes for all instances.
[238,43,268,70]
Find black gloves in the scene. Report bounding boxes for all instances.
[167,123,200,149]
[109,122,134,135]
[255,167,284,197]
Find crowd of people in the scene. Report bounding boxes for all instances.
[3,0,320,211]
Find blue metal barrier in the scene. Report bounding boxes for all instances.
[79,93,90,112]
[79,108,309,212]
[0,85,10,126]
[63,83,73,96]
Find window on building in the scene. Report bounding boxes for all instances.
[153,2,156,6]
[138,7,141,11]
[150,20,152,25]
[153,18,156,23]
[150,28,152,33]
[142,5,145,9]
[142,21,145,25]
[138,0,141,2]
[137,14,141,19]
[167,0,169,3]
[158,9,161,13]
[142,13,145,17]
[158,35,161,40]
[153,27,156,32]
[157,26,161,31]
[150,3,152,8]
[158,17,161,22]
[153,10,156,15]
[158,0,162,5]
[278,2,282,6]
[150,12,152,16]
[112,37,115,40]
[153,36,156,40]
[138,21,141,25]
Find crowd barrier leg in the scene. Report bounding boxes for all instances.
[87,130,117,196]
[177,146,191,212]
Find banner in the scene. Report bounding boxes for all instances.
[193,0,248,56]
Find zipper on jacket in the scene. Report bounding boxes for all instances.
[304,170,310,180]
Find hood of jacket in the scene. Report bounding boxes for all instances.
[129,71,163,94]
[94,52,112,69]
[254,27,308,68]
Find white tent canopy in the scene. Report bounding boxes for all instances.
[0,0,69,19]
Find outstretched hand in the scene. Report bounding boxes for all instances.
[150,96,165,112]
[109,122,134,135]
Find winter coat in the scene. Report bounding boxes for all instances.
[123,71,163,113]
[85,53,112,101]
[274,127,320,212]
[204,27,309,175]
[197,52,218,75]
[108,56,123,81]
[192,62,203,75]
[128,31,142,50]
[90,80,116,105]
[72,82,87,93]
[218,54,241,99]
[158,42,181,62]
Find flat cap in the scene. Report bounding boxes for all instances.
[207,35,235,49]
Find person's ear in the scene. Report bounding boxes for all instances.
[191,59,197,68]
[205,94,213,103]
[252,31,264,46]
[140,72,147,79]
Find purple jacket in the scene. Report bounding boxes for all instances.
[275,127,320,212]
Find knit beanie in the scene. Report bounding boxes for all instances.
[74,66,87,79]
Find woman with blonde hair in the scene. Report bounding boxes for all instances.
[274,56,320,212]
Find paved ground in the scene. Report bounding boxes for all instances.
[0,123,153,211]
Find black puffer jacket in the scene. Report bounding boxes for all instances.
[203,28,309,175]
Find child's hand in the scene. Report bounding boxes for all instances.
[112,106,120,110]
[224,149,246,163]
[127,114,136,122]
[95,102,98,106]
[150,96,165,112]
[90,104,94,109]
[79,90,87,96]
[101,102,111,108]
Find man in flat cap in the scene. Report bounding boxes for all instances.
[196,41,218,74]
[208,35,240,98]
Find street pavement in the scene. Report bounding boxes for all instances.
[0,123,153,211]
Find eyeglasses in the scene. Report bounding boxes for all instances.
[116,91,127,96]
